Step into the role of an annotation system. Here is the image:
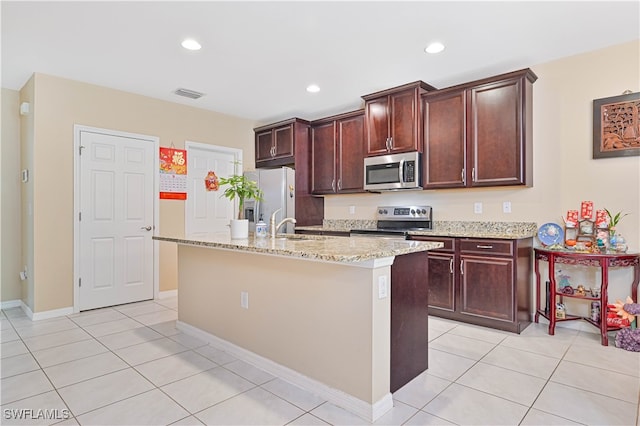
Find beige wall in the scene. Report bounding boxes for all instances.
[1,89,22,303]
[326,41,640,249]
[21,74,257,312]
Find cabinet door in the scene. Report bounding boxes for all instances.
[423,91,466,189]
[460,255,514,322]
[427,252,456,312]
[469,78,524,186]
[389,89,420,153]
[365,96,390,155]
[255,130,274,162]
[311,121,337,194]
[273,124,295,159]
[337,113,364,192]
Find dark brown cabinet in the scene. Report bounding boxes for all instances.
[254,118,323,226]
[425,238,456,312]
[254,118,309,168]
[422,69,537,189]
[311,110,365,194]
[411,236,532,333]
[363,81,435,156]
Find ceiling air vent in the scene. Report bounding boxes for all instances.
[174,88,205,99]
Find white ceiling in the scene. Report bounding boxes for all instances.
[2,1,639,124]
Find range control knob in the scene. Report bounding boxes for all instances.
[421,209,427,214]
[378,209,384,215]
[410,209,415,215]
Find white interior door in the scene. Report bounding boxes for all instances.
[79,130,155,311]
[185,142,241,236]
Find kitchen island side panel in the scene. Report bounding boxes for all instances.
[176,244,391,405]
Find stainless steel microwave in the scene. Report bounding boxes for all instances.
[364,152,422,191]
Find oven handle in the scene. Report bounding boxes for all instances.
[398,159,405,184]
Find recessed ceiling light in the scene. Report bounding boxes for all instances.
[306,84,320,93]
[424,42,445,54]
[181,38,202,51]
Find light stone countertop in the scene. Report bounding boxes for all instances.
[154,233,443,263]
[296,220,538,240]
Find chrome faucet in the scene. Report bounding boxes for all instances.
[269,208,297,238]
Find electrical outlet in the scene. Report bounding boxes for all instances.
[474,202,483,214]
[240,291,249,309]
[349,205,356,215]
[503,201,512,213]
[378,276,388,299]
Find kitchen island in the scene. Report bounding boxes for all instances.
[154,233,442,422]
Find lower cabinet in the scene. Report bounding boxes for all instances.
[411,236,533,333]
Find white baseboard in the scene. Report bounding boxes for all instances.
[176,321,393,422]
[20,301,74,321]
[1,299,22,310]
[157,289,177,299]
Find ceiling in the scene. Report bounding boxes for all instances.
[2,1,639,124]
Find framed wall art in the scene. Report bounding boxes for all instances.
[593,91,640,159]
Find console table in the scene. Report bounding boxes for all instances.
[534,248,639,346]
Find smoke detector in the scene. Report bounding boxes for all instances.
[174,88,205,99]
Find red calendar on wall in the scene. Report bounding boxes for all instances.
[159,147,187,200]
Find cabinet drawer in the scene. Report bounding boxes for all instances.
[410,236,455,252]
[459,239,513,256]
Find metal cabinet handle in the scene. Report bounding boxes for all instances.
[337,179,342,191]
[331,179,335,192]
[141,226,152,231]
[476,245,493,249]
[388,137,393,150]
[460,259,464,275]
[449,258,454,274]
[461,168,466,184]
[471,167,476,182]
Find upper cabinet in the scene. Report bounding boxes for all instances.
[254,118,310,168]
[422,69,537,189]
[362,81,436,156]
[311,110,365,194]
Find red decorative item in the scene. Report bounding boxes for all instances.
[566,210,579,226]
[204,171,219,192]
[606,304,631,328]
[581,201,594,219]
[595,209,608,228]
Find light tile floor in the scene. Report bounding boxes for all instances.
[1,297,638,425]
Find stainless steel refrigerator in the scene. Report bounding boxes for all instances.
[243,167,296,234]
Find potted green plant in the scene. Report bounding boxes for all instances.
[605,209,628,233]
[218,173,263,239]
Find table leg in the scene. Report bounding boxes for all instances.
[548,253,556,336]
[534,255,541,323]
[600,260,609,346]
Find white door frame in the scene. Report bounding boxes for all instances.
[184,141,242,235]
[73,125,160,313]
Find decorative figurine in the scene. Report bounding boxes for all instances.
[558,272,571,288]
[611,297,639,352]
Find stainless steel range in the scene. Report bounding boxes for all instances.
[350,205,433,239]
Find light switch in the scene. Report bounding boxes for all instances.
[474,202,483,214]
[503,201,512,213]
[349,205,356,215]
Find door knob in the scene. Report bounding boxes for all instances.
[141,226,152,231]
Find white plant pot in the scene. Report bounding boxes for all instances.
[229,219,249,239]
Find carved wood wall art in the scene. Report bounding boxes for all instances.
[593,92,640,159]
